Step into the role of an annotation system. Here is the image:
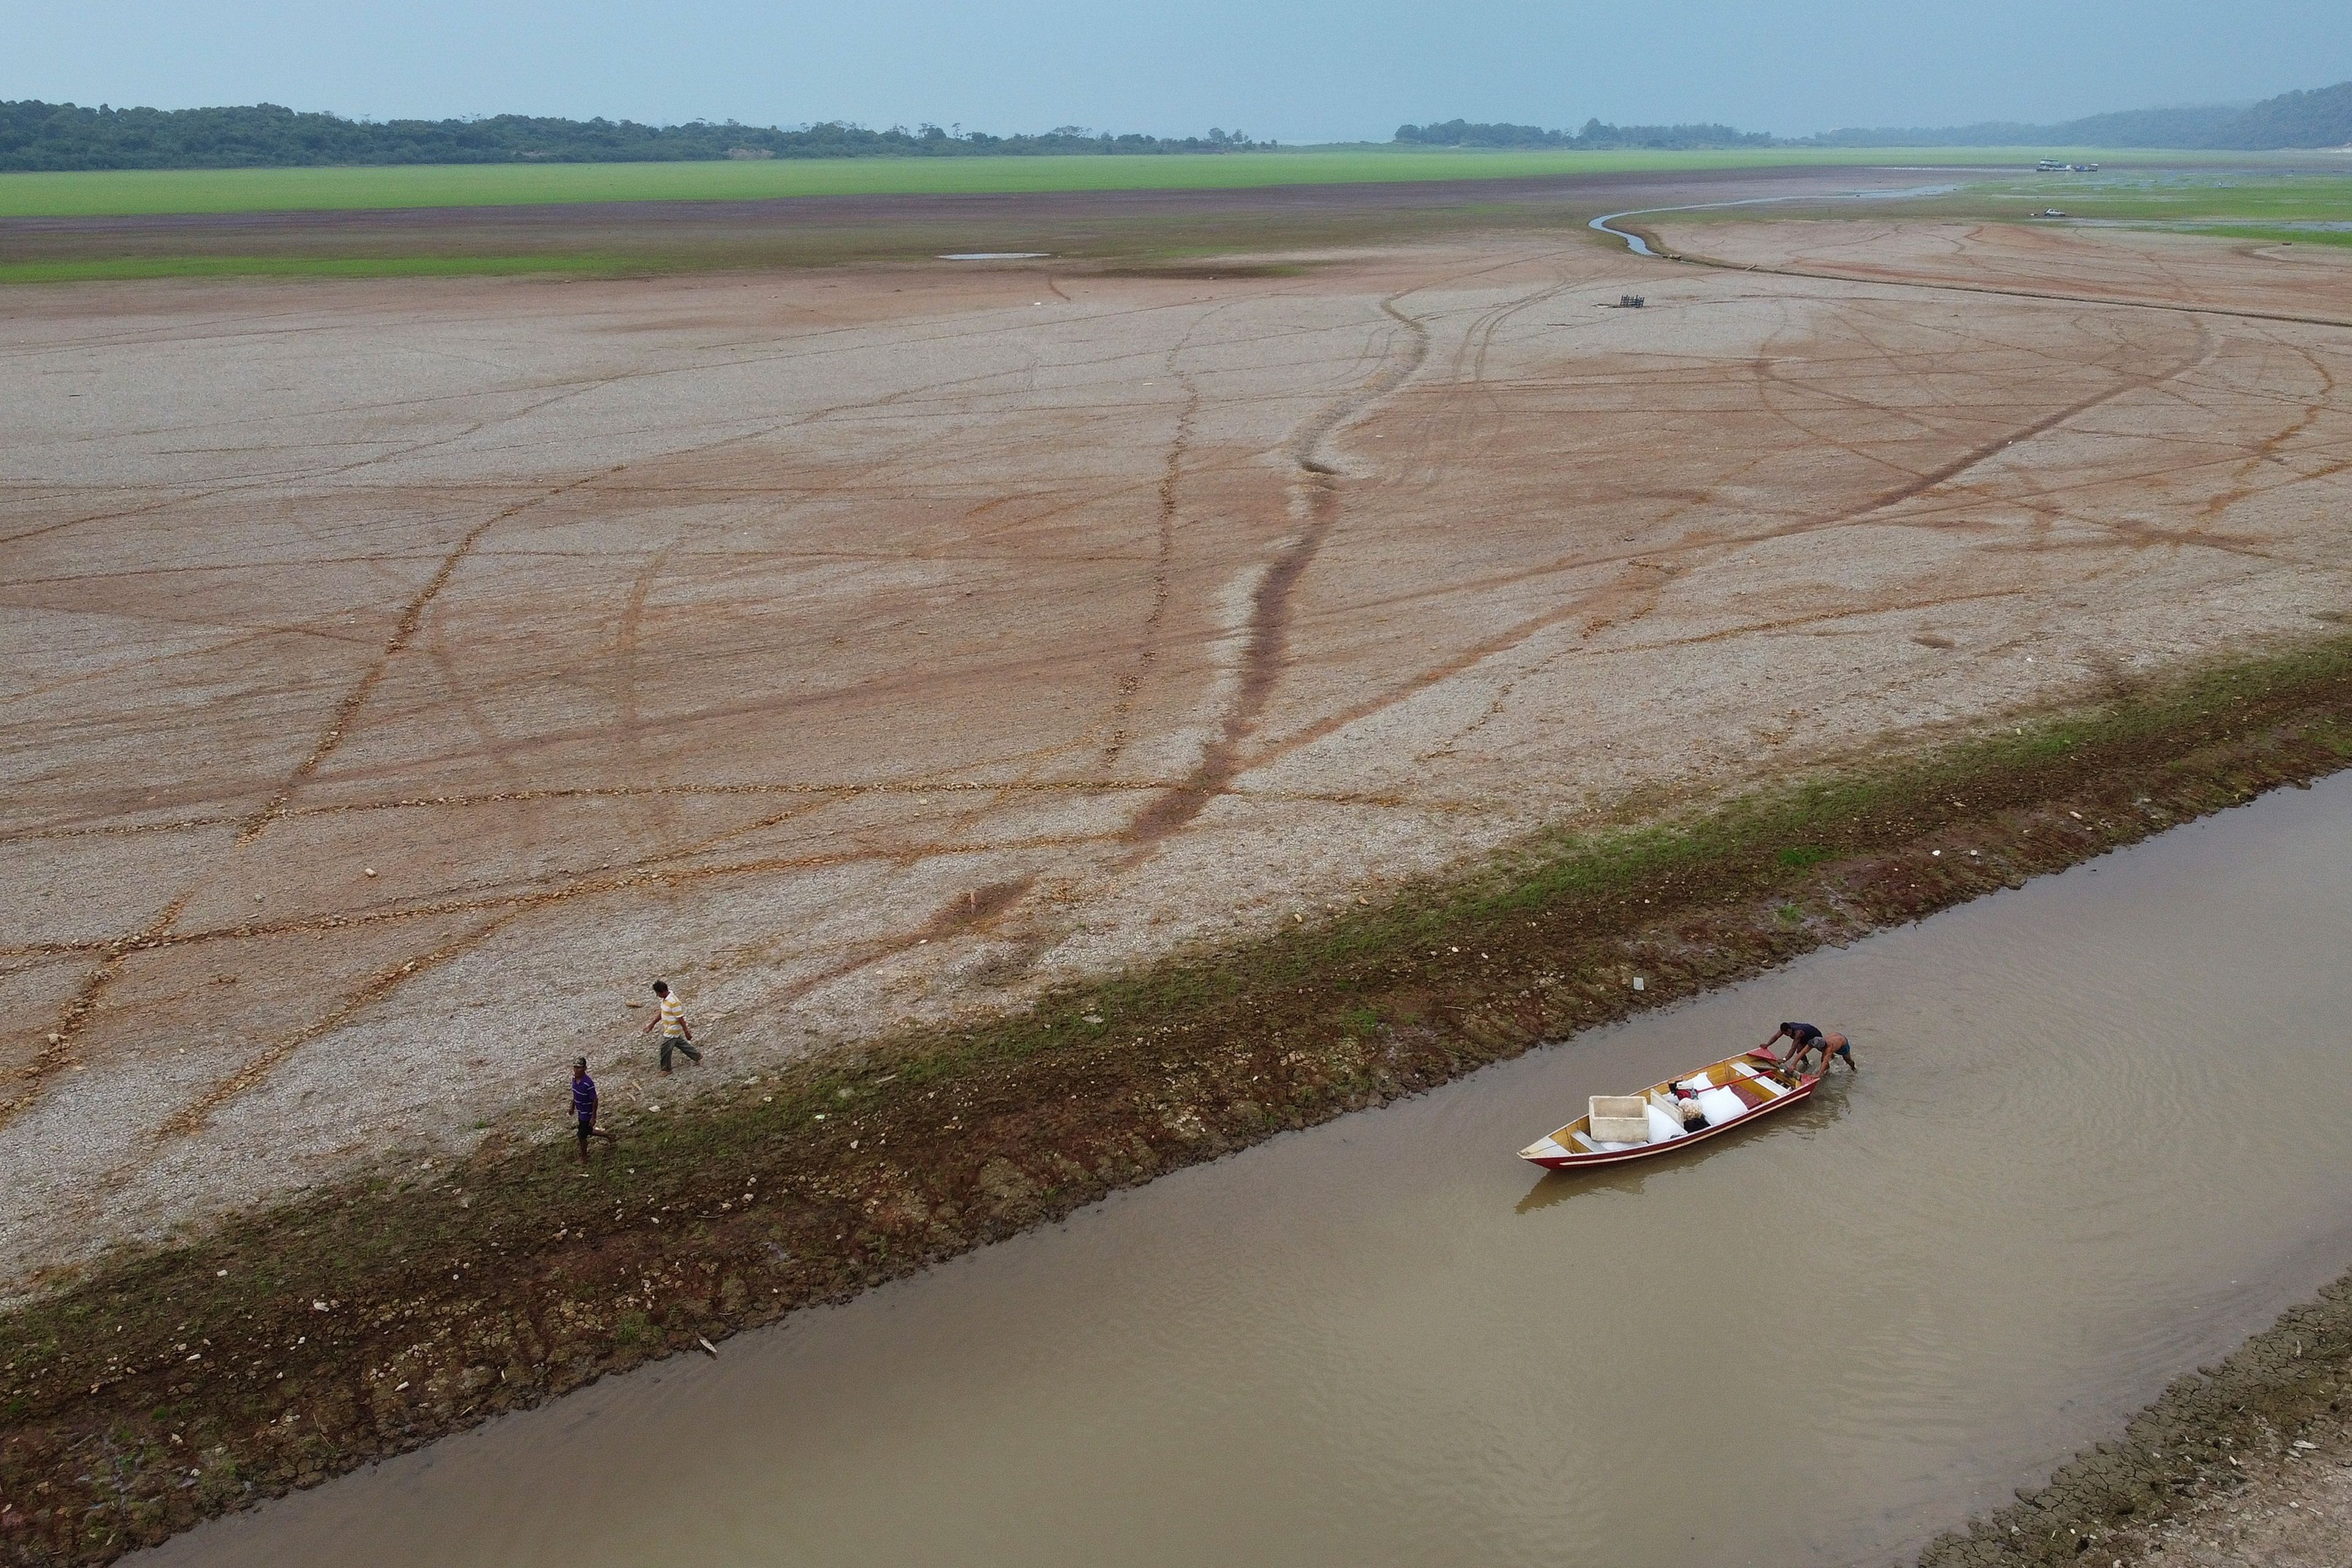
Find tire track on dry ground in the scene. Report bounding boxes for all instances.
[7,269,1438,1170]
[0,788,1461,963]
[239,469,620,842]
[1787,312,2217,532]
[1099,374,1198,767]
[118,276,1477,1131]
[1651,236,2352,332]
[149,909,524,1142]
[0,469,616,1134]
[1,893,192,1124]
[112,832,1111,1152]
[10,344,1048,1129]
[1234,304,2226,776]
[1121,289,1431,850]
[2201,337,2341,522]
[0,778,1442,851]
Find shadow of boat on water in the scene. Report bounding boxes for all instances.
[1513,1077,1857,1213]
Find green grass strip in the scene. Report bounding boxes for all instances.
[0,253,645,284]
[0,146,2283,219]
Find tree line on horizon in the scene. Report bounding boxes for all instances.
[0,102,1273,172]
[1401,81,2352,152]
[4,80,2346,173]
[1393,118,1772,150]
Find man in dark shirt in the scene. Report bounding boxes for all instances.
[572,1057,616,1161]
[1760,1021,1856,1074]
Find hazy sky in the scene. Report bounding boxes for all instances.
[20,0,2352,141]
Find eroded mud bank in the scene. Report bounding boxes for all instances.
[1918,1270,2352,1567]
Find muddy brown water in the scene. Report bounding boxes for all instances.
[143,777,2352,1567]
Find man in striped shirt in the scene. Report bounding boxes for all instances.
[642,979,702,1072]
[571,1057,616,1161]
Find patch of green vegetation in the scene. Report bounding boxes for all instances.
[1776,845,1834,869]
[1338,1005,1382,1038]
[2307,716,2352,758]
[2177,224,2352,248]
[1827,169,2352,235]
[0,146,2246,219]
[0,253,644,285]
[1991,170,2352,222]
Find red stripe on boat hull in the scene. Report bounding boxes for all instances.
[1520,1076,1819,1170]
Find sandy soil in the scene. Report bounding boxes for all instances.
[1651,215,2352,321]
[5,219,2350,1292]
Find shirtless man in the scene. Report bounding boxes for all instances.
[1760,1020,1857,1074]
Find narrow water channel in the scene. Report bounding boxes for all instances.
[146,776,2352,1567]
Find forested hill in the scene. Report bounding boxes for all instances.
[1405,81,2352,153]
[0,102,1272,172]
[1808,80,2352,149]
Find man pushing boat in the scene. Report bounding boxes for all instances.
[1760,1020,1857,1074]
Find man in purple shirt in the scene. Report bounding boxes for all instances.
[572,1057,616,1161]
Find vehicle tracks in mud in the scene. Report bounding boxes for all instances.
[1120,287,1431,851]
[1651,233,2352,333]
[3,469,619,1133]
[10,227,2352,1273]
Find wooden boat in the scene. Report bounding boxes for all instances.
[1518,1050,1817,1169]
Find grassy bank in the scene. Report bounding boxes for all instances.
[0,253,645,285]
[7,633,2352,1565]
[1951,169,2352,224]
[2182,224,2352,249]
[1701,168,2352,241]
[0,146,2255,219]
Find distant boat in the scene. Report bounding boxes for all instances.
[1518,1050,1817,1169]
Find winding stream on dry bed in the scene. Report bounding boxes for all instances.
[145,774,2352,1567]
[1590,181,1964,254]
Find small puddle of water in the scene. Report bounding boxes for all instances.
[143,775,2352,1567]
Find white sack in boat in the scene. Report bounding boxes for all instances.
[1644,1101,1686,1142]
[1695,1086,1747,1126]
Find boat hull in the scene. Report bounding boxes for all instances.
[1519,1052,1819,1170]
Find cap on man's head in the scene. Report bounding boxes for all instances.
[573,1057,588,1070]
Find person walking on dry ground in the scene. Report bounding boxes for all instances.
[572,1057,616,1161]
[643,979,701,1072]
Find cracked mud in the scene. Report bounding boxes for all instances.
[4,215,2352,1306]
